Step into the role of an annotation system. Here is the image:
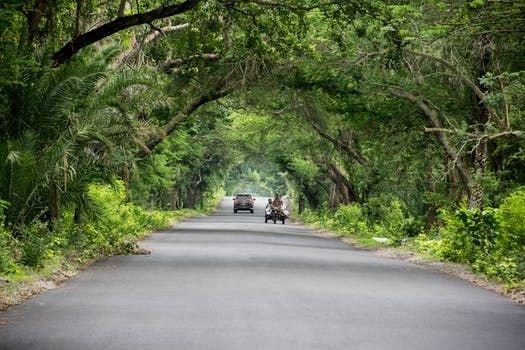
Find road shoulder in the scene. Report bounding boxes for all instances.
[292,220,525,304]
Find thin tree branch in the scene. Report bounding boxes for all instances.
[161,53,219,73]
[119,23,190,65]
[485,130,523,140]
[424,127,475,137]
[425,127,523,140]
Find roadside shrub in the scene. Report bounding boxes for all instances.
[86,181,174,255]
[413,232,445,257]
[498,189,525,252]
[331,204,369,236]
[298,208,319,225]
[416,189,525,283]
[0,180,180,281]
[300,198,419,245]
[316,208,333,227]
[497,189,525,280]
[365,197,419,244]
[0,200,18,274]
[299,208,332,228]
[439,208,499,264]
[0,224,17,274]
[137,208,173,230]
[19,222,50,268]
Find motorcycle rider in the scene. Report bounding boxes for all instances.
[273,194,282,206]
[273,194,284,215]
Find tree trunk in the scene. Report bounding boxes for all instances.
[327,162,358,203]
[74,0,83,37]
[328,184,338,209]
[74,203,82,224]
[298,194,305,214]
[303,186,321,210]
[469,139,487,209]
[425,165,438,227]
[170,191,179,210]
[468,35,493,209]
[186,187,201,209]
[26,0,49,45]
[49,184,60,222]
[117,0,127,17]
[122,166,130,201]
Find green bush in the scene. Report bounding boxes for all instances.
[497,189,525,281]
[0,200,18,274]
[361,197,420,244]
[498,189,525,252]
[416,189,525,283]
[300,197,419,245]
[331,204,369,236]
[299,208,332,228]
[298,208,320,225]
[1,181,177,276]
[85,182,174,255]
[0,224,17,274]
[439,208,499,264]
[19,222,50,268]
[373,198,418,244]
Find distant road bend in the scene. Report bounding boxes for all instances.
[1,197,524,350]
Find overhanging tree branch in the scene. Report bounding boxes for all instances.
[390,87,473,197]
[405,50,486,103]
[137,88,231,158]
[302,104,368,165]
[52,0,201,66]
[52,0,344,66]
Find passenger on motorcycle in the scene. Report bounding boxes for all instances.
[265,199,273,218]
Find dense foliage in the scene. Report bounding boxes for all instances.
[0,0,523,287]
[0,181,178,275]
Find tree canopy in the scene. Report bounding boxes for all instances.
[1,0,524,288]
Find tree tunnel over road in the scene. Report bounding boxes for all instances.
[1,1,525,348]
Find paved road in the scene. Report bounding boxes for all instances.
[1,197,524,350]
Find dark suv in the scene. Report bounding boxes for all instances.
[233,194,255,213]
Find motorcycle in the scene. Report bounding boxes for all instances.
[265,206,289,224]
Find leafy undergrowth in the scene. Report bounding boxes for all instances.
[0,183,212,310]
[297,190,525,303]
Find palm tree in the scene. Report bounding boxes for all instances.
[0,47,171,227]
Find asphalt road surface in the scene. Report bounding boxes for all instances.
[1,197,524,350]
